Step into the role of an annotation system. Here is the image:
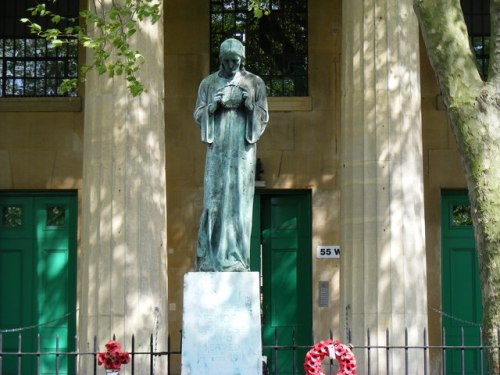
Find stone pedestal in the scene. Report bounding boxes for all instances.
[181,272,262,375]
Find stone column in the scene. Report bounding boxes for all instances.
[340,0,428,373]
[79,2,168,373]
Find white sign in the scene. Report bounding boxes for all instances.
[316,245,340,259]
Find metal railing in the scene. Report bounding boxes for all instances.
[1,328,499,374]
[0,333,180,375]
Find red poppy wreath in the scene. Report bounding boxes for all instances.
[304,339,357,375]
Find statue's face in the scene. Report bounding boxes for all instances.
[221,53,241,76]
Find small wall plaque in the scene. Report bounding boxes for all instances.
[316,245,340,258]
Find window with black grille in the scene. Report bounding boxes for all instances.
[210,0,308,97]
[461,0,490,79]
[0,0,79,97]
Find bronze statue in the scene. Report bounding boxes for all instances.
[194,38,269,271]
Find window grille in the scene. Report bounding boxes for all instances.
[0,0,79,97]
[461,0,490,79]
[210,0,308,97]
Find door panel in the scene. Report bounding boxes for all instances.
[0,238,35,374]
[441,190,485,374]
[271,250,297,325]
[0,196,33,239]
[0,193,77,375]
[251,191,312,374]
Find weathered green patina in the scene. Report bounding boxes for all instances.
[194,38,269,272]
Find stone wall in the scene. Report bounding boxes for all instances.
[0,99,83,190]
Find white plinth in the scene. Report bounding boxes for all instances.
[181,272,263,375]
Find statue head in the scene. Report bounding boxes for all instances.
[219,38,245,61]
[219,38,246,75]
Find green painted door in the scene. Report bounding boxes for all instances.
[441,190,486,374]
[0,192,77,375]
[251,190,312,374]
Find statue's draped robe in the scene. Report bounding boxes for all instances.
[194,70,268,271]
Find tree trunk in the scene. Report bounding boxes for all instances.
[414,0,500,371]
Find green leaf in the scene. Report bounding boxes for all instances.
[58,79,77,94]
[128,81,144,97]
[109,8,119,20]
[31,23,42,32]
[51,39,64,47]
[46,28,61,37]
[112,37,124,48]
[81,65,91,75]
[97,65,107,75]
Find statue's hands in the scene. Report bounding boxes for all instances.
[242,90,254,111]
[208,90,223,114]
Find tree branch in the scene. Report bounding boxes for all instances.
[413,0,483,108]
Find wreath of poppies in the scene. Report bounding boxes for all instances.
[97,340,130,373]
[304,339,357,375]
